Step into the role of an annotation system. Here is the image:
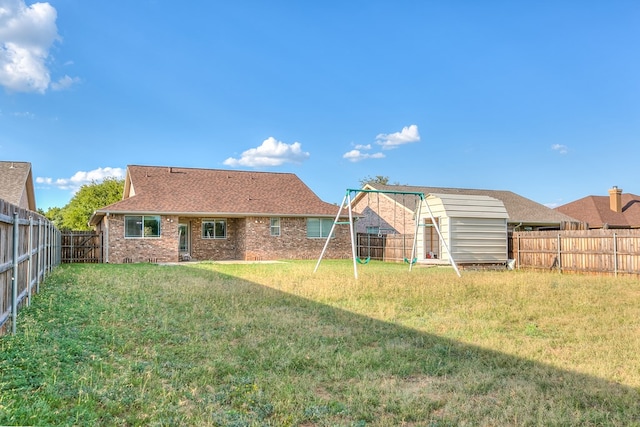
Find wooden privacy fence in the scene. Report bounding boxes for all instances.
[510,230,640,276]
[0,199,61,336]
[357,233,415,262]
[61,231,103,263]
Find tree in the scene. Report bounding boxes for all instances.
[59,178,124,230]
[359,175,390,187]
[40,206,65,229]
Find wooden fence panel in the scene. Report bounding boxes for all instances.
[510,230,640,276]
[0,199,61,336]
[357,233,415,262]
[61,231,103,263]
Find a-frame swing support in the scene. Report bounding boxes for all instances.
[314,189,462,279]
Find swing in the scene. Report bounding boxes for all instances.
[356,256,370,264]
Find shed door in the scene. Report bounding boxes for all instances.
[423,217,440,259]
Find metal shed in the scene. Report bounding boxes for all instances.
[418,193,509,264]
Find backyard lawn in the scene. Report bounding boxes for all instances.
[1,261,639,426]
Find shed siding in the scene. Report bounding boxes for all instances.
[449,217,508,263]
[417,194,508,264]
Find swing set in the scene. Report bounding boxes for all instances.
[314,188,461,279]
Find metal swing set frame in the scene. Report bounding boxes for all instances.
[314,188,461,279]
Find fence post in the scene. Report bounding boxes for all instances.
[11,211,19,335]
[27,216,33,306]
[613,232,618,277]
[37,218,42,293]
[557,233,562,273]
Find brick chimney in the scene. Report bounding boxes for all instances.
[608,186,622,213]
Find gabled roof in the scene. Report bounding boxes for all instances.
[0,161,36,211]
[363,184,576,225]
[555,193,640,228]
[90,165,340,225]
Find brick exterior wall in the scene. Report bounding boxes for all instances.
[352,194,416,235]
[104,214,180,263]
[101,214,352,263]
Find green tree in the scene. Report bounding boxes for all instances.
[40,206,65,229]
[60,178,124,230]
[359,175,390,187]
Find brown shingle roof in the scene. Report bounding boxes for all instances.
[92,165,340,221]
[0,161,35,210]
[555,193,640,228]
[367,184,576,225]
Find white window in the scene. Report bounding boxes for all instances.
[125,215,160,238]
[202,219,226,239]
[307,218,334,238]
[270,218,281,236]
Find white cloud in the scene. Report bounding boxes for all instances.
[354,144,371,150]
[376,124,420,149]
[551,144,568,154]
[36,167,125,191]
[0,0,73,93]
[51,74,80,91]
[224,137,310,167]
[343,149,385,163]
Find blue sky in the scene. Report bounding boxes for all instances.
[1,0,639,211]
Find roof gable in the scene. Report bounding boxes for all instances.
[91,165,339,222]
[0,161,36,211]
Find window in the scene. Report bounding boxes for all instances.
[125,215,160,238]
[270,218,281,236]
[307,218,334,238]
[202,219,226,239]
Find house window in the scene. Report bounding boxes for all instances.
[202,219,226,239]
[270,218,281,236]
[307,218,334,238]
[124,215,160,238]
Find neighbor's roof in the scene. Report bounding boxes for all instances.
[555,193,640,228]
[366,184,576,225]
[0,161,36,211]
[90,165,341,225]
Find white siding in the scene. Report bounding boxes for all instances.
[417,194,508,264]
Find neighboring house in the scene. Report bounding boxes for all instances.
[0,161,36,211]
[88,165,351,263]
[555,186,640,229]
[352,184,577,264]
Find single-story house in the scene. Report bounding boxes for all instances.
[0,161,36,211]
[555,186,640,229]
[351,183,578,264]
[89,165,351,263]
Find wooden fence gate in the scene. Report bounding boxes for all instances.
[61,231,103,263]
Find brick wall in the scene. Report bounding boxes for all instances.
[105,214,180,263]
[352,194,416,235]
[242,217,351,260]
[103,214,352,263]
[188,217,242,260]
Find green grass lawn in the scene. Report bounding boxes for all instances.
[1,261,639,426]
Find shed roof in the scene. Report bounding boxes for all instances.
[90,165,341,225]
[367,184,575,225]
[0,161,36,210]
[427,193,509,219]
